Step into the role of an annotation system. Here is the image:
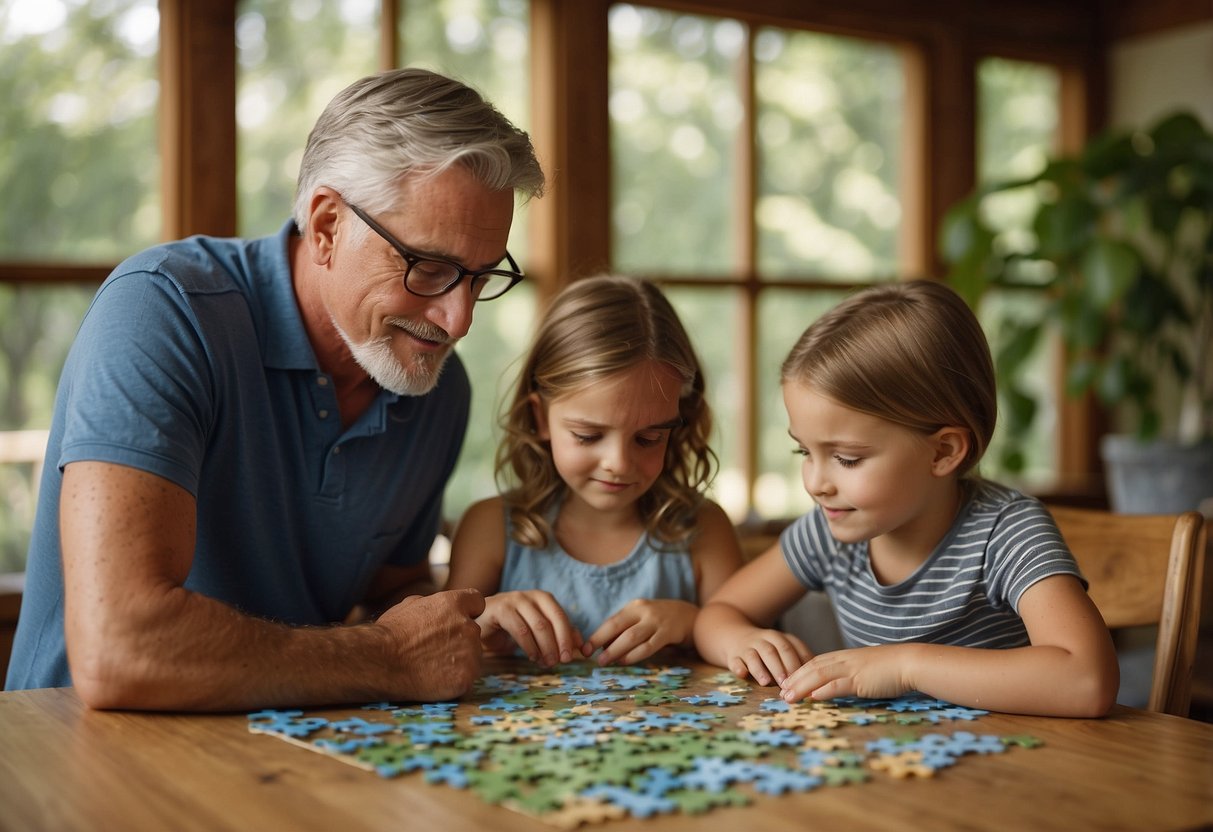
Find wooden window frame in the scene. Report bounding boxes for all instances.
[0,0,1126,505]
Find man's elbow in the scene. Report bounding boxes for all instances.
[67,624,162,710]
[70,650,142,710]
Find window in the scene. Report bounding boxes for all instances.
[0,0,1105,573]
[609,4,907,520]
[0,0,160,571]
[975,57,1062,486]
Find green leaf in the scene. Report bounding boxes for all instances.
[1081,130,1138,179]
[1137,408,1160,440]
[1150,111,1208,151]
[1001,448,1026,473]
[1034,195,1096,258]
[1058,296,1106,349]
[994,320,1042,378]
[1081,239,1140,306]
[1096,358,1129,403]
[1002,386,1037,434]
[1065,358,1098,396]
[939,200,992,264]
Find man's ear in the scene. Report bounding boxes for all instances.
[930,426,971,477]
[303,186,343,266]
[529,393,551,440]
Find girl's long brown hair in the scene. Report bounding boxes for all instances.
[497,275,716,548]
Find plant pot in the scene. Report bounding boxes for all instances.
[1100,434,1213,515]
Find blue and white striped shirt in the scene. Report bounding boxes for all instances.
[780,480,1084,649]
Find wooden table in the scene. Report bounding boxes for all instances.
[2,661,1212,831]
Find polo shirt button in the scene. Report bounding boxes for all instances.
[332,446,341,455]
[317,375,329,386]
[318,409,329,419]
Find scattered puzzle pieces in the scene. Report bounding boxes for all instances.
[247,662,1041,827]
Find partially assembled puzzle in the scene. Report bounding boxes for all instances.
[248,661,1042,827]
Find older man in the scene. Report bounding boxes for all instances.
[6,68,545,710]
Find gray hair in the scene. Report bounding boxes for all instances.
[293,67,545,229]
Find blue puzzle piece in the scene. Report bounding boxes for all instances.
[328,717,396,736]
[750,764,823,795]
[680,757,759,792]
[681,691,744,707]
[581,785,676,819]
[633,766,683,796]
[742,729,805,748]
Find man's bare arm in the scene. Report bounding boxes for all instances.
[61,461,483,711]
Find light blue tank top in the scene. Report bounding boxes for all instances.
[498,510,698,640]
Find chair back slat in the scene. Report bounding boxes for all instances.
[1047,506,1206,718]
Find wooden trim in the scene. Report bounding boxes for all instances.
[628,0,1101,54]
[159,0,238,240]
[1100,0,1213,41]
[528,0,613,304]
[380,0,399,70]
[923,22,977,278]
[735,27,758,506]
[0,264,110,285]
[899,42,929,277]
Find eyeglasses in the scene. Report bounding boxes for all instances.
[345,201,524,301]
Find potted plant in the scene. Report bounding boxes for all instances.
[939,110,1213,513]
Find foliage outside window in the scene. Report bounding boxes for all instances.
[0,0,160,572]
[971,57,1061,485]
[235,0,532,521]
[0,1,1079,575]
[610,3,904,521]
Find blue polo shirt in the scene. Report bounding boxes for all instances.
[6,221,470,691]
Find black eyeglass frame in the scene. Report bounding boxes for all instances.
[345,200,524,301]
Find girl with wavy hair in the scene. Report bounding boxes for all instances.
[447,275,742,667]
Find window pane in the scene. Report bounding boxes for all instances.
[0,0,160,260]
[977,58,1060,484]
[0,284,96,571]
[399,0,532,518]
[236,0,379,237]
[609,4,744,276]
[663,286,743,519]
[755,27,903,281]
[755,289,847,518]
[448,284,536,515]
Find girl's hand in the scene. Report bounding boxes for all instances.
[779,644,916,703]
[476,591,585,667]
[720,627,814,686]
[587,599,698,666]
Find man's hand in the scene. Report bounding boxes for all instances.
[375,588,486,701]
[587,599,697,666]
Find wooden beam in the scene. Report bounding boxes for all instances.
[159,0,237,240]
[380,0,399,70]
[0,264,110,285]
[1100,0,1213,40]
[529,0,612,304]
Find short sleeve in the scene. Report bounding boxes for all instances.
[57,271,215,495]
[984,498,1085,612]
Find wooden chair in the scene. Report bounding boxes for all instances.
[1047,506,1207,718]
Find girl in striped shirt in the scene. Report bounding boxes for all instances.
[693,280,1120,717]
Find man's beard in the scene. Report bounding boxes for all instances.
[332,315,453,396]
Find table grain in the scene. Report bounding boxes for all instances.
[2,662,1211,831]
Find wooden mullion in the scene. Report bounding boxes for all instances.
[380,0,399,70]
[736,24,759,511]
[159,0,237,241]
[528,0,612,307]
